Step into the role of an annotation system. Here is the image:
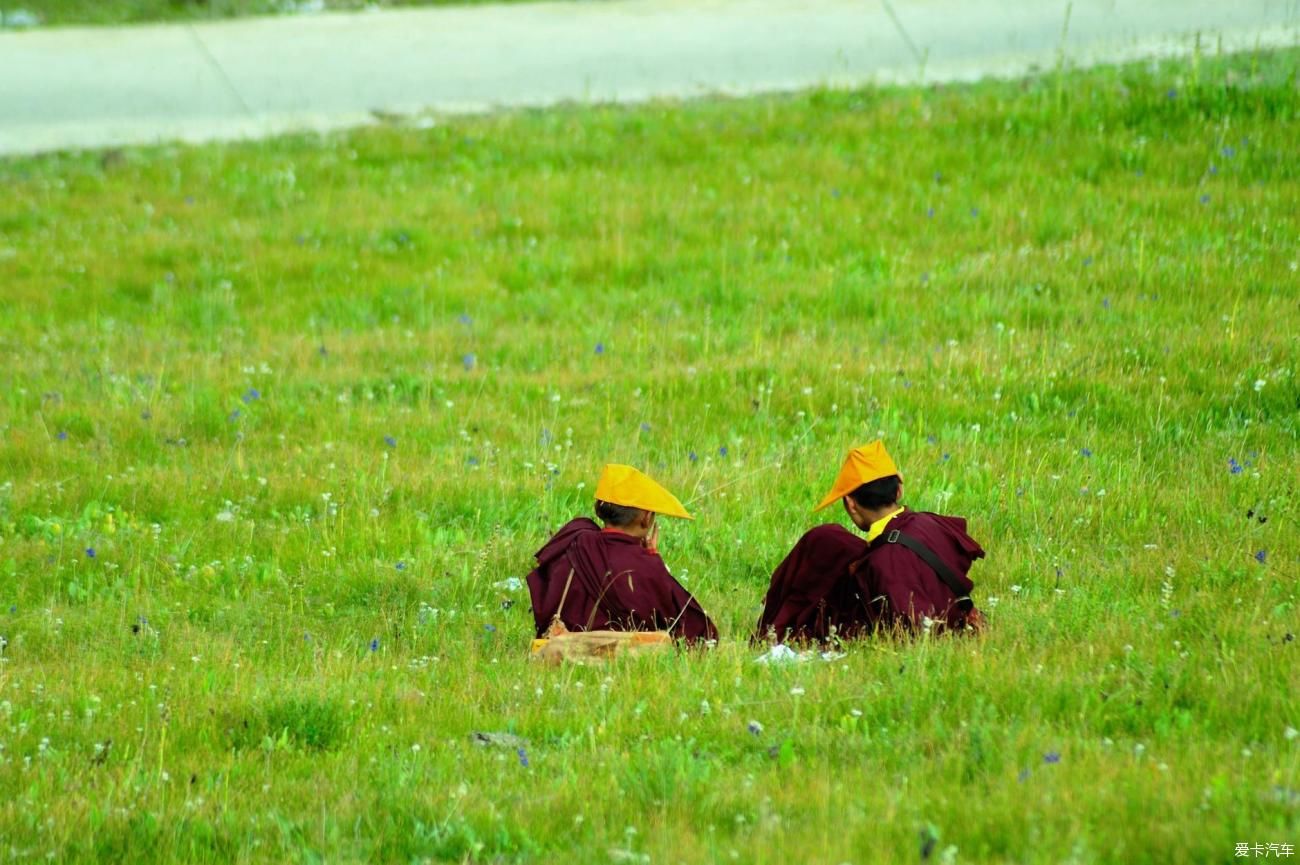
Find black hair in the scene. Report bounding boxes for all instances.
[595,499,643,527]
[847,475,902,509]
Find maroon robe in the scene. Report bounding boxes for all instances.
[527,518,718,643]
[756,509,984,643]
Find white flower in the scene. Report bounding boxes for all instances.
[1285,726,1298,741]
[215,511,234,523]
[789,686,805,697]
[1253,379,1266,392]
[1010,584,1022,594]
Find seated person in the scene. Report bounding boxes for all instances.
[756,440,985,643]
[526,464,717,643]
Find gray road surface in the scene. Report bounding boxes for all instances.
[0,0,1297,156]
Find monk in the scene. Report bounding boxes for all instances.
[756,440,985,643]
[526,464,717,643]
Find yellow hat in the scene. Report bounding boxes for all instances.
[813,440,901,512]
[594,464,694,520]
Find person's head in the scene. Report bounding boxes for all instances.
[842,474,903,530]
[595,499,657,538]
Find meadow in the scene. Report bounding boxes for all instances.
[0,45,1297,864]
[8,0,517,29]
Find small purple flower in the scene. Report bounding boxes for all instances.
[7,605,15,614]
[457,313,472,326]
[969,207,979,218]
[1255,550,1267,565]
[228,409,240,422]
[462,353,476,371]
[242,388,260,404]
[56,430,68,441]
[483,624,497,633]
[831,188,842,199]
[1200,194,1210,205]
[304,632,312,642]
[718,446,728,457]
[1170,609,1181,618]
[688,451,698,463]
[517,747,529,768]
[640,422,651,433]
[1017,768,1030,783]
[925,206,935,219]
[1080,447,1092,458]
[467,456,479,466]
[926,435,937,445]
[595,342,605,355]
[85,547,96,558]
[1166,88,1178,100]
[941,453,950,462]
[140,410,151,420]
[933,171,942,183]
[1082,256,1093,267]
[1102,298,1110,310]
[1222,146,1236,158]
[1043,751,1061,764]
[1228,458,1243,475]
[747,720,763,736]
[395,561,406,571]
[318,345,328,357]
[384,435,397,448]
[369,638,379,652]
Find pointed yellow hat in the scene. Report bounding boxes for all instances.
[594,464,694,520]
[813,440,901,512]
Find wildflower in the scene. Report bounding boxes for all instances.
[56,430,68,441]
[1229,458,1243,475]
[1102,298,1110,310]
[318,344,328,356]
[483,624,497,633]
[517,747,529,768]
[1285,727,1298,741]
[640,422,651,432]
[688,451,698,463]
[719,446,728,457]
[1043,751,1061,764]
[941,453,950,462]
[789,686,805,697]
[970,207,979,218]
[747,720,764,736]
[1222,146,1236,158]
[1200,194,1210,205]
[1083,256,1093,267]
[1010,584,1022,594]
[1255,550,1267,565]
[457,313,472,326]
[595,342,605,355]
[1080,447,1092,457]
[395,561,407,571]
[228,409,240,422]
[925,206,935,218]
[462,353,476,371]
[1253,379,1266,392]
[1166,88,1177,99]
[1017,769,1030,782]
[467,456,479,466]
[369,638,379,652]
[85,547,96,558]
[242,389,260,403]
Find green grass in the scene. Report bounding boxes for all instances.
[8,0,526,28]
[0,46,1297,864]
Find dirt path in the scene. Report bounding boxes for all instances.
[1,0,1296,156]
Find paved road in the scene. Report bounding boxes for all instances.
[1,0,1296,156]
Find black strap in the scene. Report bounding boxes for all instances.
[884,529,974,612]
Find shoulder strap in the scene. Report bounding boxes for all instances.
[885,529,974,612]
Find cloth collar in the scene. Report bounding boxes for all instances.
[863,506,905,544]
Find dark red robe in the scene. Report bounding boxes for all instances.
[526,518,718,643]
[756,509,984,643]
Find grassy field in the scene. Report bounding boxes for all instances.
[1,46,1297,864]
[6,0,520,28]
